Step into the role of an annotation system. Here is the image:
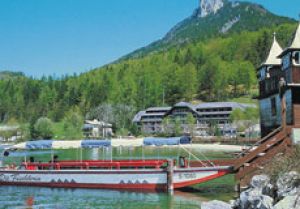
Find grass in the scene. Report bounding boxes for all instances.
[52,122,65,139]
[52,122,83,140]
[228,96,258,105]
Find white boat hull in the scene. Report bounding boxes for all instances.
[0,167,230,191]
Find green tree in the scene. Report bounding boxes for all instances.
[162,116,172,136]
[244,107,259,138]
[63,108,84,139]
[186,113,196,138]
[34,117,54,139]
[230,109,246,122]
[174,117,182,136]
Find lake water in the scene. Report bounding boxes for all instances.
[0,145,235,209]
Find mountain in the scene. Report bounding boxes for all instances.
[199,0,224,18]
[0,0,298,134]
[122,0,294,60]
[0,71,25,80]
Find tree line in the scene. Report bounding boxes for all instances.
[0,23,297,138]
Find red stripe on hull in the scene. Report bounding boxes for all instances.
[174,171,229,188]
[0,182,167,192]
[0,170,164,175]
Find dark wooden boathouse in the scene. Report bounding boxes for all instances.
[258,23,300,137]
[233,22,300,188]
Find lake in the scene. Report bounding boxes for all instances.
[0,145,236,209]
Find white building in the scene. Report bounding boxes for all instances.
[133,102,256,136]
[83,119,113,138]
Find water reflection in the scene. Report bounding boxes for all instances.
[0,186,202,209]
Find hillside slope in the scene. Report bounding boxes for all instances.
[122,0,294,59]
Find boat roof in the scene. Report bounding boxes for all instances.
[8,137,191,150]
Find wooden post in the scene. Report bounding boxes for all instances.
[279,77,287,134]
[281,94,287,133]
[167,159,174,194]
[234,183,241,196]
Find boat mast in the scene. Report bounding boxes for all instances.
[142,145,144,162]
[110,146,112,162]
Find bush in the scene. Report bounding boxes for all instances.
[34,117,54,139]
[265,145,300,182]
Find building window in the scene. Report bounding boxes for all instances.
[260,68,266,80]
[293,51,300,66]
[271,97,277,116]
[283,53,291,70]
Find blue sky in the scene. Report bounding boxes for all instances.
[0,0,299,77]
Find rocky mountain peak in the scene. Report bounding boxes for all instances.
[199,0,224,17]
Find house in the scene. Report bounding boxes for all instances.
[0,125,21,141]
[257,23,300,137]
[133,101,255,135]
[82,119,113,138]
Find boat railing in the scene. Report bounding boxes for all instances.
[21,160,169,171]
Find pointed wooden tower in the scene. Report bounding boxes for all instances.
[257,33,284,137]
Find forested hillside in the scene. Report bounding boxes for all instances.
[0,23,297,133]
[0,0,298,135]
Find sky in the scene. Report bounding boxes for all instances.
[0,0,299,77]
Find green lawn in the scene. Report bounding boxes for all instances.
[52,122,66,139]
[52,122,83,140]
[228,96,258,105]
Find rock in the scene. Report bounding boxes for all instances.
[263,183,276,198]
[240,188,262,208]
[274,194,300,209]
[256,195,274,209]
[231,198,241,209]
[240,187,274,209]
[276,171,300,198]
[229,199,237,207]
[251,175,270,189]
[201,200,232,209]
[200,0,224,17]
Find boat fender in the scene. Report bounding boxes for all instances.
[3,150,9,157]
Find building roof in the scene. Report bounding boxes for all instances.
[85,119,112,127]
[263,33,283,66]
[132,111,146,123]
[133,102,257,123]
[195,102,256,110]
[0,125,19,131]
[279,22,300,57]
[173,102,196,111]
[290,22,300,49]
[146,107,171,112]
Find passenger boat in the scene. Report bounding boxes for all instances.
[0,139,233,192]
